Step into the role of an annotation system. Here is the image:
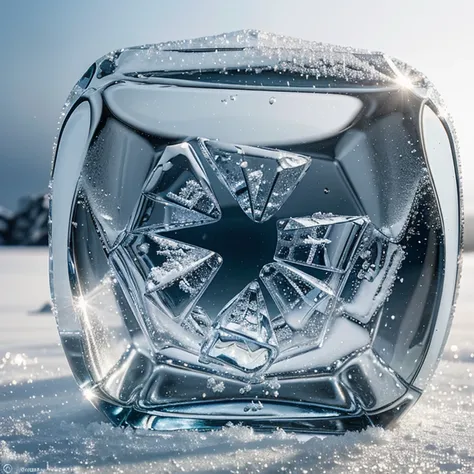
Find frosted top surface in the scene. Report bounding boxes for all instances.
[101,29,395,84]
[154,29,371,52]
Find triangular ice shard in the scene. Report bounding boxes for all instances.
[144,235,222,322]
[114,233,222,323]
[200,281,278,376]
[182,306,212,338]
[130,142,221,233]
[214,281,277,343]
[199,139,311,222]
[260,262,336,345]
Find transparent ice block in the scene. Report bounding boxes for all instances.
[49,30,462,434]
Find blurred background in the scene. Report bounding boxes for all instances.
[0,0,472,245]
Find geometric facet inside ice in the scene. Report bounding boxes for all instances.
[200,281,278,376]
[274,214,369,273]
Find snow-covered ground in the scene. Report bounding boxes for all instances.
[0,249,472,473]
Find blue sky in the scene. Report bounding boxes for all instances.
[1,0,473,210]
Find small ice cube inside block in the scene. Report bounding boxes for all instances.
[274,214,369,273]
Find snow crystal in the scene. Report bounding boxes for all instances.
[206,377,225,393]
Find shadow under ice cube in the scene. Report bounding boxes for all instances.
[200,281,278,376]
[275,214,369,273]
